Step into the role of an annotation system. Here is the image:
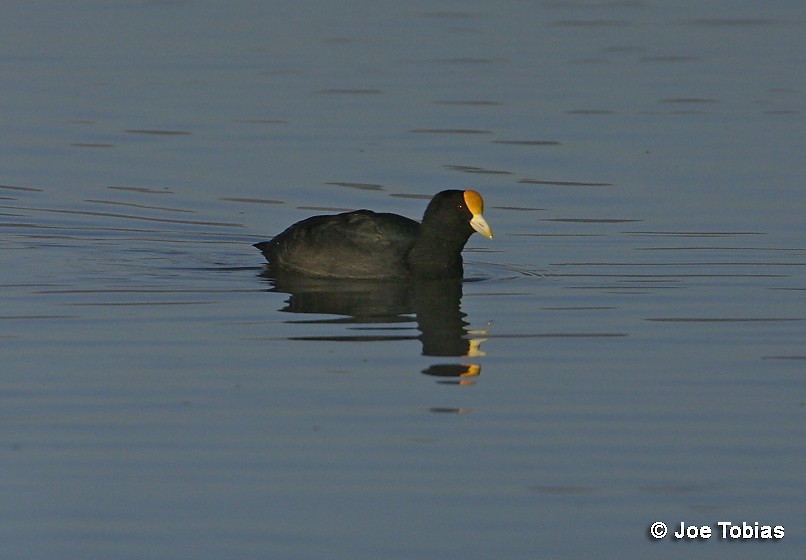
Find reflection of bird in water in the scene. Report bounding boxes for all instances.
[262,274,485,360]
[422,364,481,386]
[254,190,492,279]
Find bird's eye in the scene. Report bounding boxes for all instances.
[457,204,465,211]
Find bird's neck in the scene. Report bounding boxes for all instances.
[406,229,467,278]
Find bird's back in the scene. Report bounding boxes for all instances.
[256,210,420,278]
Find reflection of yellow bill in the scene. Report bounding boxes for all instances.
[460,364,481,378]
[465,336,487,358]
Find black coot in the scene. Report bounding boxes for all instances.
[254,190,492,279]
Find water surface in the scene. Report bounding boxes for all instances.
[2,1,804,559]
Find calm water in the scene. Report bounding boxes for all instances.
[2,1,804,558]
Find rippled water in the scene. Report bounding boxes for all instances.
[2,2,804,559]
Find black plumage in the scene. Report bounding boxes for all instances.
[254,190,492,279]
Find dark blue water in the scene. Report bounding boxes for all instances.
[2,2,804,558]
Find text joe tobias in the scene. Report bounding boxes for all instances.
[670,521,784,540]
